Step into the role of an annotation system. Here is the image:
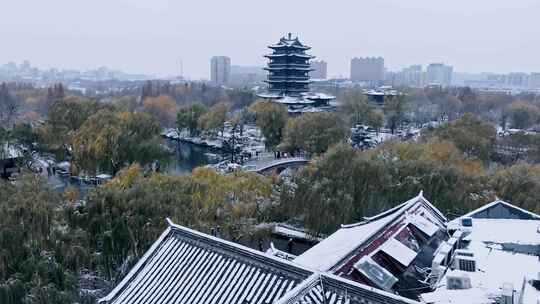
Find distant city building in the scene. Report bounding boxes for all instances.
[229,65,266,87]
[426,63,453,86]
[350,57,384,85]
[210,56,231,85]
[402,65,424,87]
[0,60,151,84]
[310,60,328,79]
[506,72,529,88]
[390,65,424,87]
[529,73,540,89]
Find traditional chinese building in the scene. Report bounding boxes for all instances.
[100,194,540,304]
[100,219,419,304]
[259,34,335,114]
[294,192,449,299]
[264,33,313,96]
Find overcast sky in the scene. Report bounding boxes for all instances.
[1,0,539,79]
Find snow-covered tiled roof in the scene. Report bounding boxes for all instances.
[99,220,312,304]
[423,200,540,304]
[100,219,420,304]
[294,192,447,272]
[422,236,540,304]
[457,199,540,221]
[269,34,311,50]
[293,208,399,271]
[276,273,420,304]
[456,218,540,245]
[265,53,314,59]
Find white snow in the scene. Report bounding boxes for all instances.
[293,207,401,271]
[423,202,540,304]
[1,143,22,159]
[409,213,440,237]
[380,238,418,267]
[449,218,540,246]
[294,193,446,272]
[423,241,540,304]
[272,224,323,242]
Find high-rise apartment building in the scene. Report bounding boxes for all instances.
[310,60,328,79]
[529,73,540,89]
[506,72,529,88]
[210,56,231,85]
[426,63,453,86]
[350,57,384,84]
[402,65,423,87]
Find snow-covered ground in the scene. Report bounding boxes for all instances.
[162,124,266,154]
[349,124,421,150]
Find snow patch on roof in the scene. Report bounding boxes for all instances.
[380,238,418,267]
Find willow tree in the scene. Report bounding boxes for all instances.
[280,112,348,155]
[72,109,168,175]
[383,94,409,134]
[248,100,288,150]
[176,103,207,136]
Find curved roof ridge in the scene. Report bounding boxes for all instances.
[459,199,540,220]
[340,192,426,229]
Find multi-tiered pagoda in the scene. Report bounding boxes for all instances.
[264,33,314,96]
[259,33,335,113]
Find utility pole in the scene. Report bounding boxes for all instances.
[179,59,184,80]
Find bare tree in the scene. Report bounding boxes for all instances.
[0,83,19,127]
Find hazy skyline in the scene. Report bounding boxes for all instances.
[1,0,539,79]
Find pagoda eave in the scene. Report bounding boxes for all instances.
[264,67,314,71]
[268,45,311,51]
[264,54,315,59]
[264,80,312,84]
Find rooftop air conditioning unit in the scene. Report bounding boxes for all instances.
[500,282,515,304]
[453,250,476,272]
[461,217,473,227]
[446,272,472,290]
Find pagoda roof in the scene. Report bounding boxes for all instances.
[304,92,336,100]
[266,63,311,68]
[265,79,312,84]
[264,67,314,71]
[269,33,311,50]
[265,53,315,59]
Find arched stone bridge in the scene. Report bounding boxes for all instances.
[244,157,310,174]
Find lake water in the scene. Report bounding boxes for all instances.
[49,140,224,197]
[164,139,226,175]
